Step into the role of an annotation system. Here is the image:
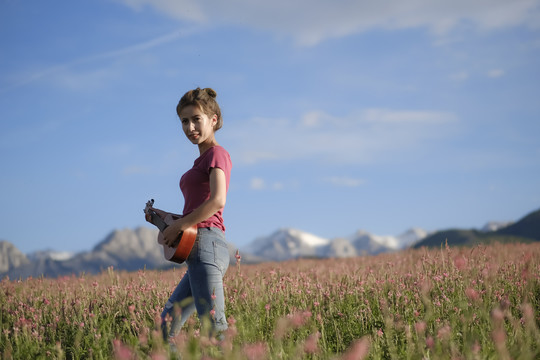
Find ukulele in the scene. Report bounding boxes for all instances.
[143,199,198,264]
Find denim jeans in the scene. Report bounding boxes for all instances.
[161,227,230,340]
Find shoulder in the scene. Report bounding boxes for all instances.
[208,146,231,162]
[201,146,232,170]
[209,145,230,156]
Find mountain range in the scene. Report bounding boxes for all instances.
[413,208,540,248]
[1,207,538,279]
[243,227,429,262]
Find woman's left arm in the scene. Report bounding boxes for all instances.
[162,167,227,246]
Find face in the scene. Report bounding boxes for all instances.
[179,105,217,146]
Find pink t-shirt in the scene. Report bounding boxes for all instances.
[180,146,232,232]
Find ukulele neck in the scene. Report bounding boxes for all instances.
[148,210,169,232]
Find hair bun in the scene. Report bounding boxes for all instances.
[203,88,217,98]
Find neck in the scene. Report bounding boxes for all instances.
[198,139,219,155]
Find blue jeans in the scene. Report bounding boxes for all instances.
[161,227,230,339]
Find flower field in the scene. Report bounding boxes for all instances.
[1,242,539,359]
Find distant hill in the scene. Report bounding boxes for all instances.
[3,207,537,278]
[2,228,174,279]
[496,208,540,240]
[413,208,540,248]
[1,228,247,279]
[0,241,29,273]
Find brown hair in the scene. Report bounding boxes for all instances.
[176,87,223,131]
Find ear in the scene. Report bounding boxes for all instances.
[211,114,218,126]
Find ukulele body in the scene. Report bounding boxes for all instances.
[144,199,198,264]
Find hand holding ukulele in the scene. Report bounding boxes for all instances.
[143,199,197,264]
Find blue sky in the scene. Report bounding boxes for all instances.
[1,0,539,254]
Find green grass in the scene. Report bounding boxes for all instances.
[1,242,539,359]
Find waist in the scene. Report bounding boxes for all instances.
[197,226,227,244]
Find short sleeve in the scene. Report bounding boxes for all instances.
[205,146,232,175]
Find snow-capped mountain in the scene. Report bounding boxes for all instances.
[27,250,75,262]
[2,211,525,279]
[1,228,243,279]
[242,227,429,261]
[243,228,331,262]
[0,241,29,274]
[344,228,428,255]
[481,221,513,232]
[2,228,171,279]
[348,230,399,255]
[397,228,429,248]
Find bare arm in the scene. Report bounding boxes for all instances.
[162,167,227,246]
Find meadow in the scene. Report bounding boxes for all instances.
[1,242,539,359]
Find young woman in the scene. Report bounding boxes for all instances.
[146,87,232,342]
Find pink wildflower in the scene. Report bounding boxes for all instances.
[150,351,168,360]
[492,328,506,345]
[342,336,370,360]
[274,317,290,339]
[491,308,504,325]
[290,312,305,327]
[426,336,435,349]
[465,288,480,302]
[437,325,451,341]
[242,342,268,360]
[112,339,134,360]
[453,255,467,270]
[414,321,427,334]
[522,303,534,324]
[304,331,320,354]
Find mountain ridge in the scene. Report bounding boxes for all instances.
[241,226,430,261]
[2,207,537,279]
[413,208,540,248]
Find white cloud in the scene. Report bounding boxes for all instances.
[227,108,458,165]
[117,0,540,45]
[450,71,470,82]
[361,108,455,124]
[324,176,366,188]
[487,69,505,78]
[250,177,266,190]
[2,29,188,93]
[249,177,286,191]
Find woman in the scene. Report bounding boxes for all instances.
[146,87,232,342]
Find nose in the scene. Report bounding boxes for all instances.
[184,120,195,132]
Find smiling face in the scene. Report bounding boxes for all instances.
[179,105,218,150]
